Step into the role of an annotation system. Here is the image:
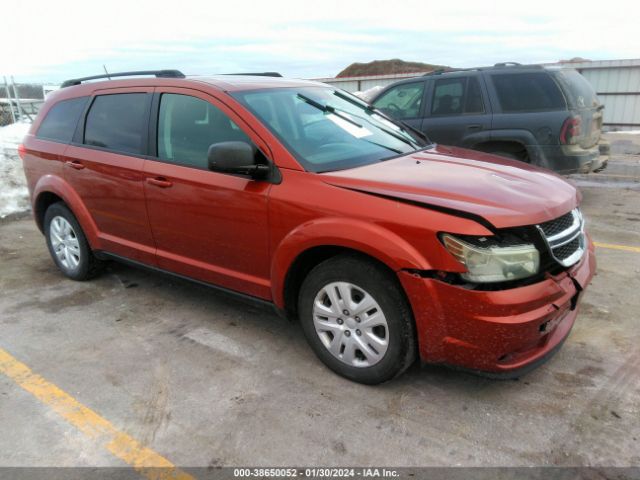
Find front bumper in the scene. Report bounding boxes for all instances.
[399,237,596,375]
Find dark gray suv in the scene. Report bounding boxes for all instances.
[370,63,609,174]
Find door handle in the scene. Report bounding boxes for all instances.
[65,160,85,170]
[466,124,482,130]
[146,177,173,188]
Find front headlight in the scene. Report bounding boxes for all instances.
[442,234,540,283]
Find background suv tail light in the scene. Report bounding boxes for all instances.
[560,116,582,145]
[17,144,27,160]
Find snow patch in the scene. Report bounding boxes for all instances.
[0,121,31,218]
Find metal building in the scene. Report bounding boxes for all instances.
[555,59,640,131]
[313,58,640,131]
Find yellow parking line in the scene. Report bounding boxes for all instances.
[0,348,194,480]
[594,241,640,253]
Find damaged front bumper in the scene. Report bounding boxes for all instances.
[399,236,596,377]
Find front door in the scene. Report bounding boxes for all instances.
[143,88,272,299]
[371,81,426,131]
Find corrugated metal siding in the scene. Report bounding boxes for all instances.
[568,59,640,130]
[313,59,640,131]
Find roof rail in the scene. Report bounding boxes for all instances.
[424,67,476,76]
[494,62,522,67]
[223,72,283,77]
[60,69,185,88]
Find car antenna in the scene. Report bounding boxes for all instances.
[103,65,112,80]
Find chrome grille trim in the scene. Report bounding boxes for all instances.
[536,209,585,267]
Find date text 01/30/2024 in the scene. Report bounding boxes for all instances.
[233,468,400,477]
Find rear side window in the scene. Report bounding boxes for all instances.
[157,93,251,169]
[36,97,88,143]
[491,73,565,112]
[84,93,149,154]
[431,77,484,115]
[372,82,425,119]
[553,69,599,109]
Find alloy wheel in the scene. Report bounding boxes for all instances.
[49,216,81,271]
[312,281,389,367]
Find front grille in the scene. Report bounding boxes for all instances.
[553,236,581,261]
[536,209,585,267]
[539,211,574,237]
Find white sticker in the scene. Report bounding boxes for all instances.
[328,114,373,138]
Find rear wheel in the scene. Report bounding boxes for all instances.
[298,255,416,384]
[44,202,103,280]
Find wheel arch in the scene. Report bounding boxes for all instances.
[271,217,431,316]
[32,175,99,248]
[473,139,527,155]
[472,129,542,162]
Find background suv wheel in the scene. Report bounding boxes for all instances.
[298,254,416,384]
[44,202,103,281]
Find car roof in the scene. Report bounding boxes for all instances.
[188,75,327,91]
[53,74,327,99]
[370,63,577,97]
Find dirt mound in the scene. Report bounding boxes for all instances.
[337,59,447,78]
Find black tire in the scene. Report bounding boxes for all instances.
[298,254,416,384]
[44,202,103,281]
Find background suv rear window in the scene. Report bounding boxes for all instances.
[492,73,565,112]
[84,93,149,154]
[36,97,88,143]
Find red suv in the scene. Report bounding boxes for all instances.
[20,70,595,384]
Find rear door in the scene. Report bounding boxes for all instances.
[143,87,272,299]
[486,71,568,146]
[63,87,156,265]
[420,75,491,146]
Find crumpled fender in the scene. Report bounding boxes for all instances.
[270,216,431,308]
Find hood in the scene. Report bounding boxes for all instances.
[320,145,580,229]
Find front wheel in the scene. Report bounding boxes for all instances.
[298,255,416,384]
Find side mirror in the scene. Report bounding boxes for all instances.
[207,141,270,179]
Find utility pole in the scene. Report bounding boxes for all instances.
[2,76,17,124]
[10,76,24,121]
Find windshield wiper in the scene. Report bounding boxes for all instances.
[362,140,403,154]
[300,91,420,150]
[330,104,416,148]
[332,90,432,144]
[297,94,363,129]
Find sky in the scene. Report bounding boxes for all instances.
[2,0,639,84]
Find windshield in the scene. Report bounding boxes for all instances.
[232,86,429,173]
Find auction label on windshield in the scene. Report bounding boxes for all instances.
[233,468,399,478]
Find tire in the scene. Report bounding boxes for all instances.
[44,202,103,281]
[298,254,416,384]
